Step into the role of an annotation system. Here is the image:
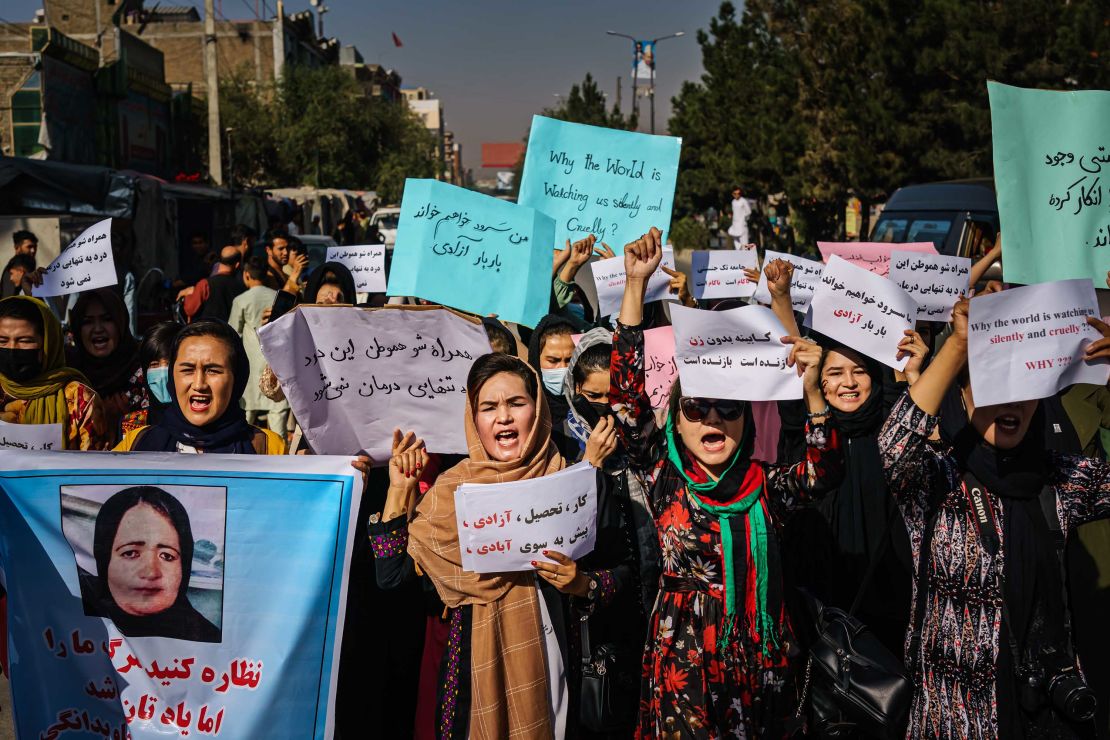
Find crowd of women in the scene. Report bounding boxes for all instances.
[0,222,1108,740]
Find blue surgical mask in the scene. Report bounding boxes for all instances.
[541,367,567,395]
[146,366,171,404]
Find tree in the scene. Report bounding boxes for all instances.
[671,0,1110,245]
[218,65,437,197]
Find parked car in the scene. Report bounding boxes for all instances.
[871,179,997,256]
[369,207,401,249]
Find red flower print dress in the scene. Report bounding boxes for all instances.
[610,321,843,739]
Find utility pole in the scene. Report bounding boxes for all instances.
[204,0,223,185]
[648,31,684,135]
[616,76,621,117]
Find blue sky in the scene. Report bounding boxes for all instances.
[2,0,724,176]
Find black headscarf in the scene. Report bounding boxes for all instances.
[81,486,220,642]
[67,288,141,397]
[133,320,257,453]
[305,261,357,305]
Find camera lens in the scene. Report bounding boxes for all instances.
[1049,672,1098,722]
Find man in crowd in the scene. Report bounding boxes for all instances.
[10,231,37,265]
[182,246,246,323]
[263,229,292,291]
[230,257,288,438]
[728,186,752,249]
[180,231,215,286]
[229,223,257,264]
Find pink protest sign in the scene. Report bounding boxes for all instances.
[817,241,937,277]
[571,325,675,409]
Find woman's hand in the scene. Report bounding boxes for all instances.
[783,335,826,413]
[533,550,589,596]
[585,416,618,468]
[388,428,428,490]
[623,227,663,282]
[351,454,374,476]
[560,235,601,283]
[20,266,46,295]
[1084,316,1110,362]
[764,259,794,300]
[950,296,969,345]
[552,241,572,277]
[661,265,695,307]
[742,266,760,284]
[897,329,930,384]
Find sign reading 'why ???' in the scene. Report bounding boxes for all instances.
[518,116,681,249]
[386,179,555,327]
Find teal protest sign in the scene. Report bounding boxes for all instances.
[386,179,555,327]
[518,115,681,249]
[989,81,1110,285]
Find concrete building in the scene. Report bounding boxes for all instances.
[403,86,463,183]
[339,45,401,102]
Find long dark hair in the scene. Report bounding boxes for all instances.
[466,353,538,406]
[93,486,195,605]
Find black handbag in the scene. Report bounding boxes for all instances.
[796,505,931,739]
[579,619,639,733]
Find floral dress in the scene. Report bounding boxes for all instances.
[0,381,109,450]
[879,392,1110,739]
[610,321,843,739]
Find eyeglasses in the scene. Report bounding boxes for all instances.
[679,397,746,423]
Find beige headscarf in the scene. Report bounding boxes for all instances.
[407,362,565,740]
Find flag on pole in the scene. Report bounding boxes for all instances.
[392,32,403,47]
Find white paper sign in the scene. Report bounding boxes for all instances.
[810,255,917,370]
[0,420,62,451]
[670,304,803,401]
[889,250,971,321]
[690,250,758,300]
[752,250,825,312]
[32,218,117,298]
[456,462,597,573]
[968,279,1109,406]
[325,244,387,293]
[591,248,675,317]
[258,306,492,460]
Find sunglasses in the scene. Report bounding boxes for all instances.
[679,397,746,423]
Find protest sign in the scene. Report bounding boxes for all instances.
[325,244,386,293]
[591,248,675,317]
[890,250,970,320]
[32,218,117,298]
[670,304,803,401]
[817,241,936,278]
[259,305,491,461]
[456,462,597,573]
[810,255,917,370]
[518,115,681,248]
[752,250,825,312]
[689,250,758,300]
[989,82,1110,285]
[0,452,359,739]
[386,180,555,327]
[968,279,1109,406]
[0,420,62,451]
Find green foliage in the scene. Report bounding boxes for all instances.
[671,0,1110,243]
[669,216,712,251]
[219,65,437,195]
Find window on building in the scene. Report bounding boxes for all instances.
[11,70,43,157]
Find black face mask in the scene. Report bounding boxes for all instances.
[572,394,612,427]
[0,347,42,382]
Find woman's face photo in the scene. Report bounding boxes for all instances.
[79,297,120,359]
[174,335,235,426]
[474,371,537,462]
[821,348,872,413]
[107,502,183,616]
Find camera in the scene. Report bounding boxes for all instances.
[1019,661,1097,723]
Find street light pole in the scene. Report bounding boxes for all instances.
[649,31,684,134]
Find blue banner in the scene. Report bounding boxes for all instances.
[0,452,359,740]
[518,115,681,250]
[386,179,556,327]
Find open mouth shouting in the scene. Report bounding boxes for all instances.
[189,393,212,415]
[494,427,520,451]
[700,431,726,454]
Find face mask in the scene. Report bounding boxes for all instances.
[541,367,567,395]
[146,366,172,404]
[573,394,612,426]
[0,348,42,382]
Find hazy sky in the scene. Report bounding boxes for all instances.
[3,0,723,177]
